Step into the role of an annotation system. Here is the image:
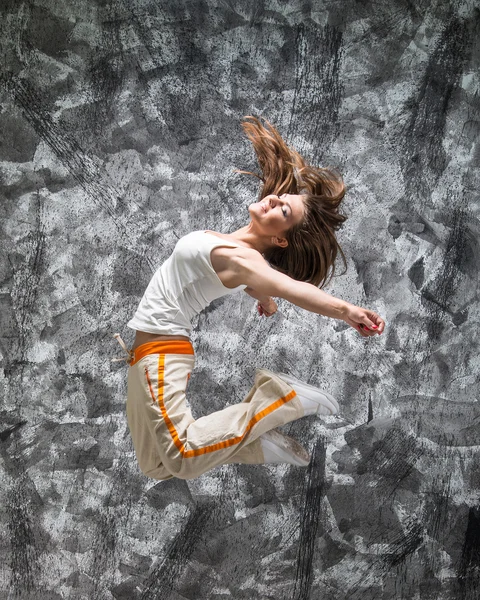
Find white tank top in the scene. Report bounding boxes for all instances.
[127,230,248,337]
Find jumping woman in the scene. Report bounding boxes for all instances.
[115,116,385,481]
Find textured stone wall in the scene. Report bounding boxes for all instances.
[1,1,479,598]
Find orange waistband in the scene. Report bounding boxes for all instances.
[130,340,194,365]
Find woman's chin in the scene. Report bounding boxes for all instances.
[247,205,260,219]
[251,201,265,212]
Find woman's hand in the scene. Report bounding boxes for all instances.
[257,297,278,317]
[342,304,385,337]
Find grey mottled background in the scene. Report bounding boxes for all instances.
[1,1,480,599]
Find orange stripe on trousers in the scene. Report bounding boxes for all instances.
[144,355,297,459]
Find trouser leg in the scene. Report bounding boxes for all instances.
[126,352,304,480]
[126,357,175,481]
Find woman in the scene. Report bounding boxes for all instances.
[115,116,385,481]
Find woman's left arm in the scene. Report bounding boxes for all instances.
[237,251,385,336]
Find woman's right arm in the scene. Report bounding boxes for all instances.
[234,249,385,336]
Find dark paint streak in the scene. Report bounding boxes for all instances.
[458,507,480,600]
[140,503,213,600]
[400,16,470,201]
[0,420,27,442]
[391,12,475,367]
[87,1,126,132]
[2,191,46,382]
[17,190,45,344]
[289,23,343,161]
[293,437,326,600]
[424,474,452,543]
[91,454,137,599]
[383,520,423,568]
[2,73,159,286]
[2,74,121,222]
[357,428,418,479]
[1,424,59,598]
[6,478,41,597]
[91,510,119,599]
[367,393,373,423]
[2,75,159,269]
[422,206,471,341]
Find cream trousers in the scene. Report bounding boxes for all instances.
[126,340,304,480]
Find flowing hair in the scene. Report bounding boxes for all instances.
[236,115,347,288]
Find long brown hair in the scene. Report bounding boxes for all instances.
[237,116,347,288]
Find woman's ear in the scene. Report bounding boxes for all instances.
[271,236,288,248]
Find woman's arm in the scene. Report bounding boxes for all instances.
[244,287,278,317]
[244,286,269,303]
[235,250,385,335]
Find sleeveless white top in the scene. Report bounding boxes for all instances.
[127,230,247,337]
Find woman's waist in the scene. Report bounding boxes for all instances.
[133,330,191,350]
[129,331,194,366]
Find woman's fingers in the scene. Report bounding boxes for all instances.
[366,314,385,333]
[257,299,277,317]
[357,324,370,336]
[375,316,386,333]
[343,306,385,337]
[350,321,380,337]
[357,309,385,335]
[359,323,376,335]
[359,313,378,330]
[257,303,273,317]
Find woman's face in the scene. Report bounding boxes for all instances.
[248,193,306,238]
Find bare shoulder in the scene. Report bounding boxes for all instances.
[211,244,267,270]
[234,245,267,264]
[210,243,263,263]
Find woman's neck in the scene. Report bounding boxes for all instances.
[226,223,274,254]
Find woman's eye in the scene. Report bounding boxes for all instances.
[282,208,287,217]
